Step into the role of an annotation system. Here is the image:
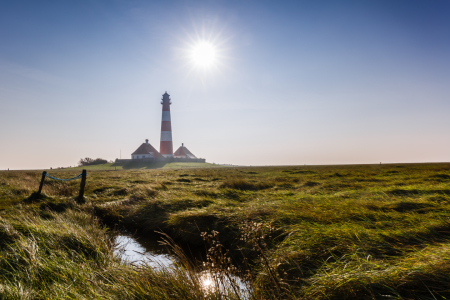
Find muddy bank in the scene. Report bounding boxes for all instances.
[93,202,244,256]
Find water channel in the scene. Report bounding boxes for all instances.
[114,234,174,268]
[114,234,249,297]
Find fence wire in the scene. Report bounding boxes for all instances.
[45,173,83,181]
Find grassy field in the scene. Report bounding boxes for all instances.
[1,163,450,299]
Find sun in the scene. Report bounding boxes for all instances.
[177,25,231,75]
[190,41,217,68]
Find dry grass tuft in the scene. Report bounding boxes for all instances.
[221,179,274,191]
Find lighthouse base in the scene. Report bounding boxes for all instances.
[115,157,206,163]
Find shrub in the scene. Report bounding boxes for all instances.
[78,157,108,166]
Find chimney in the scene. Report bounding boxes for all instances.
[145,139,149,144]
[160,92,174,157]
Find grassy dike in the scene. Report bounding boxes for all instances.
[68,162,221,170]
[1,163,450,299]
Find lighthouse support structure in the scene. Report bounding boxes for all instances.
[160,92,174,158]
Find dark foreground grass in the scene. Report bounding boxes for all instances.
[0,207,248,299]
[1,163,450,299]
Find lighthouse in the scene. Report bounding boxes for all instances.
[160,92,174,157]
[125,92,205,163]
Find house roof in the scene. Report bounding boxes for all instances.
[132,142,164,158]
[174,144,197,158]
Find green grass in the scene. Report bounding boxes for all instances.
[0,208,244,299]
[70,162,123,170]
[2,163,450,298]
[161,162,223,169]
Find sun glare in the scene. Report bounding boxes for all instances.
[178,25,231,76]
[190,41,217,68]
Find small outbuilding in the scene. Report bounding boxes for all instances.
[131,139,164,159]
[173,143,197,159]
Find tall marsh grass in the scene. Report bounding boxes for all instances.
[0,208,254,299]
[2,163,450,298]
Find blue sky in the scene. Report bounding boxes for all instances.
[1,0,449,169]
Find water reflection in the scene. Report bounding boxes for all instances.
[115,234,249,298]
[114,235,173,268]
[199,271,249,298]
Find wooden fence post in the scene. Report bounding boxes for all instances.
[78,169,87,200]
[38,171,47,195]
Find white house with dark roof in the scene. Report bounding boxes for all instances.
[173,143,197,159]
[131,139,164,160]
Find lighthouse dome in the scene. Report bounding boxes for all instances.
[162,92,171,100]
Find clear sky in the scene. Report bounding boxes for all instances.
[1,0,449,169]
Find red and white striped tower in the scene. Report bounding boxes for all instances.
[160,92,174,157]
